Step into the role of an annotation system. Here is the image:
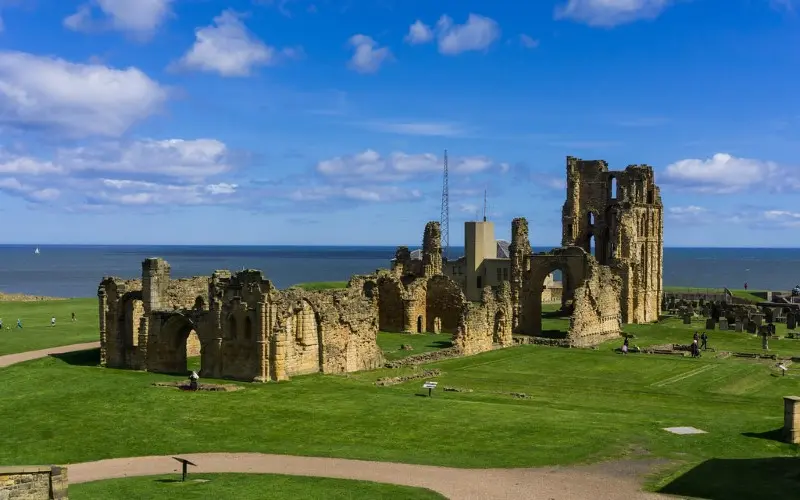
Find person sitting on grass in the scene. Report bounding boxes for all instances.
[622,336,629,355]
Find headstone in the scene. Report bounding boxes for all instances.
[735,321,744,333]
[683,315,692,325]
[788,313,797,330]
[705,318,716,330]
[747,321,757,334]
[719,318,729,330]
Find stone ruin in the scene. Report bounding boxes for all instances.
[385,156,664,354]
[98,258,383,382]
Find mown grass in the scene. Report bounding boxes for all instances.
[376,332,453,361]
[292,281,348,291]
[0,298,97,355]
[663,286,768,304]
[70,473,445,500]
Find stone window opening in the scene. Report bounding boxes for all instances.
[417,315,423,333]
[588,212,595,226]
[647,188,654,204]
[244,315,253,341]
[477,276,482,289]
[609,176,618,199]
[589,233,597,259]
[228,315,237,340]
[566,224,573,238]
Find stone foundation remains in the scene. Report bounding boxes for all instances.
[0,466,68,499]
[99,259,384,382]
[784,396,800,444]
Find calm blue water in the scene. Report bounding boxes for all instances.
[0,245,798,298]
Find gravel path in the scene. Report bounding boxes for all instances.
[3,344,679,499]
[69,453,677,499]
[0,341,99,368]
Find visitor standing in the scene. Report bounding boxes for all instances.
[16,319,22,328]
[744,282,748,291]
[700,332,708,350]
[51,316,56,327]
[71,312,76,322]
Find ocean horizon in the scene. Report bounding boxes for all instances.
[2,244,800,298]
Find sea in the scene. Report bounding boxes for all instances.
[1,245,799,298]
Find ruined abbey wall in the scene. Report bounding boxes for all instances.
[561,156,663,324]
[98,259,384,383]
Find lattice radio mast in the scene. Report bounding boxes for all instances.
[483,189,487,222]
[440,149,450,261]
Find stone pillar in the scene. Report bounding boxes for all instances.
[422,221,443,277]
[142,257,171,314]
[136,316,149,370]
[272,326,289,382]
[402,299,416,333]
[98,287,108,366]
[51,466,68,499]
[509,217,531,331]
[254,302,269,382]
[784,396,800,444]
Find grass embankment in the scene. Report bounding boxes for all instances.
[0,298,97,355]
[70,473,445,500]
[663,286,768,304]
[292,281,348,291]
[377,332,453,361]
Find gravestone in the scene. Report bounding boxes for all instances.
[683,314,692,325]
[705,318,716,330]
[788,313,797,330]
[747,321,757,334]
[769,323,777,336]
[735,321,744,333]
[719,318,729,330]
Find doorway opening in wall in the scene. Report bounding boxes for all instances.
[589,234,597,260]
[417,316,423,333]
[162,314,201,376]
[538,268,570,340]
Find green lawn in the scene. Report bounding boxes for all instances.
[0,298,97,355]
[70,473,445,500]
[663,286,768,304]
[2,343,800,500]
[376,332,453,361]
[616,314,800,356]
[292,281,348,291]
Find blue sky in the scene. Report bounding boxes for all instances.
[0,0,798,247]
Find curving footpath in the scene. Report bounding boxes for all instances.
[68,453,674,500]
[3,344,675,499]
[0,342,99,368]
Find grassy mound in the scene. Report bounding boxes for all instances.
[292,281,348,291]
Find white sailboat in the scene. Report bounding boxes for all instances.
[34,247,40,255]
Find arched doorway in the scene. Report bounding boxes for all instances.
[158,314,200,375]
[417,315,423,333]
[522,249,587,338]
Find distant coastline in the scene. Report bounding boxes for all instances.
[0,292,67,302]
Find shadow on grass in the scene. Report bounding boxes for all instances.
[155,478,182,484]
[539,330,569,340]
[431,340,453,348]
[659,457,800,500]
[742,428,784,443]
[50,348,100,366]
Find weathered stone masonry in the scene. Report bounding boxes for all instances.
[0,466,68,500]
[99,259,384,382]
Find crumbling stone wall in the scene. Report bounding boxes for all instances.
[0,466,68,499]
[377,275,404,332]
[509,217,532,329]
[422,221,443,277]
[425,275,464,333]
[454,283,513,355]
[561,156,663,324]
[98,259,384,383]
[569,262,623,346]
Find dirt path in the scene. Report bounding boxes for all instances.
[0,342,99,368]
[69,453,676,499]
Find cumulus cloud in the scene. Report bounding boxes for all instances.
[288,185,421,203]
[404,14,500,55]
[663,153,783,194]
[404,20,434,44]
[57,139,231,182]
[0,51,167,137]
[436,14,500,55]
[347,35,392,73]
[64,0,174,38]
[315,149,508,183]
[175,10,300,77]
[0,138,239,207]
[555,0,674,27]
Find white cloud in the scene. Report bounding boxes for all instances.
[405,20,434,44]
[288,185,421,203]
[458,203,479,214]
[519,34,539,48]
[315,150,506,182]
[0,153,64,175]
[363,121,467,137]
[555,0,673,27]
[669,206,707,216]
[347,35,392,74]
[664,153,782,194]
[0,51,167,137]
[0,177,61,203]
[57,138,231,181]
[64,0,174,38]
[436,14,500,55]
[176,10,295,77]
[92,178,237,206]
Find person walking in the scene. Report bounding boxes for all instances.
[50,316,56,327]
[700,332,708,350]
[16,318,22,328]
